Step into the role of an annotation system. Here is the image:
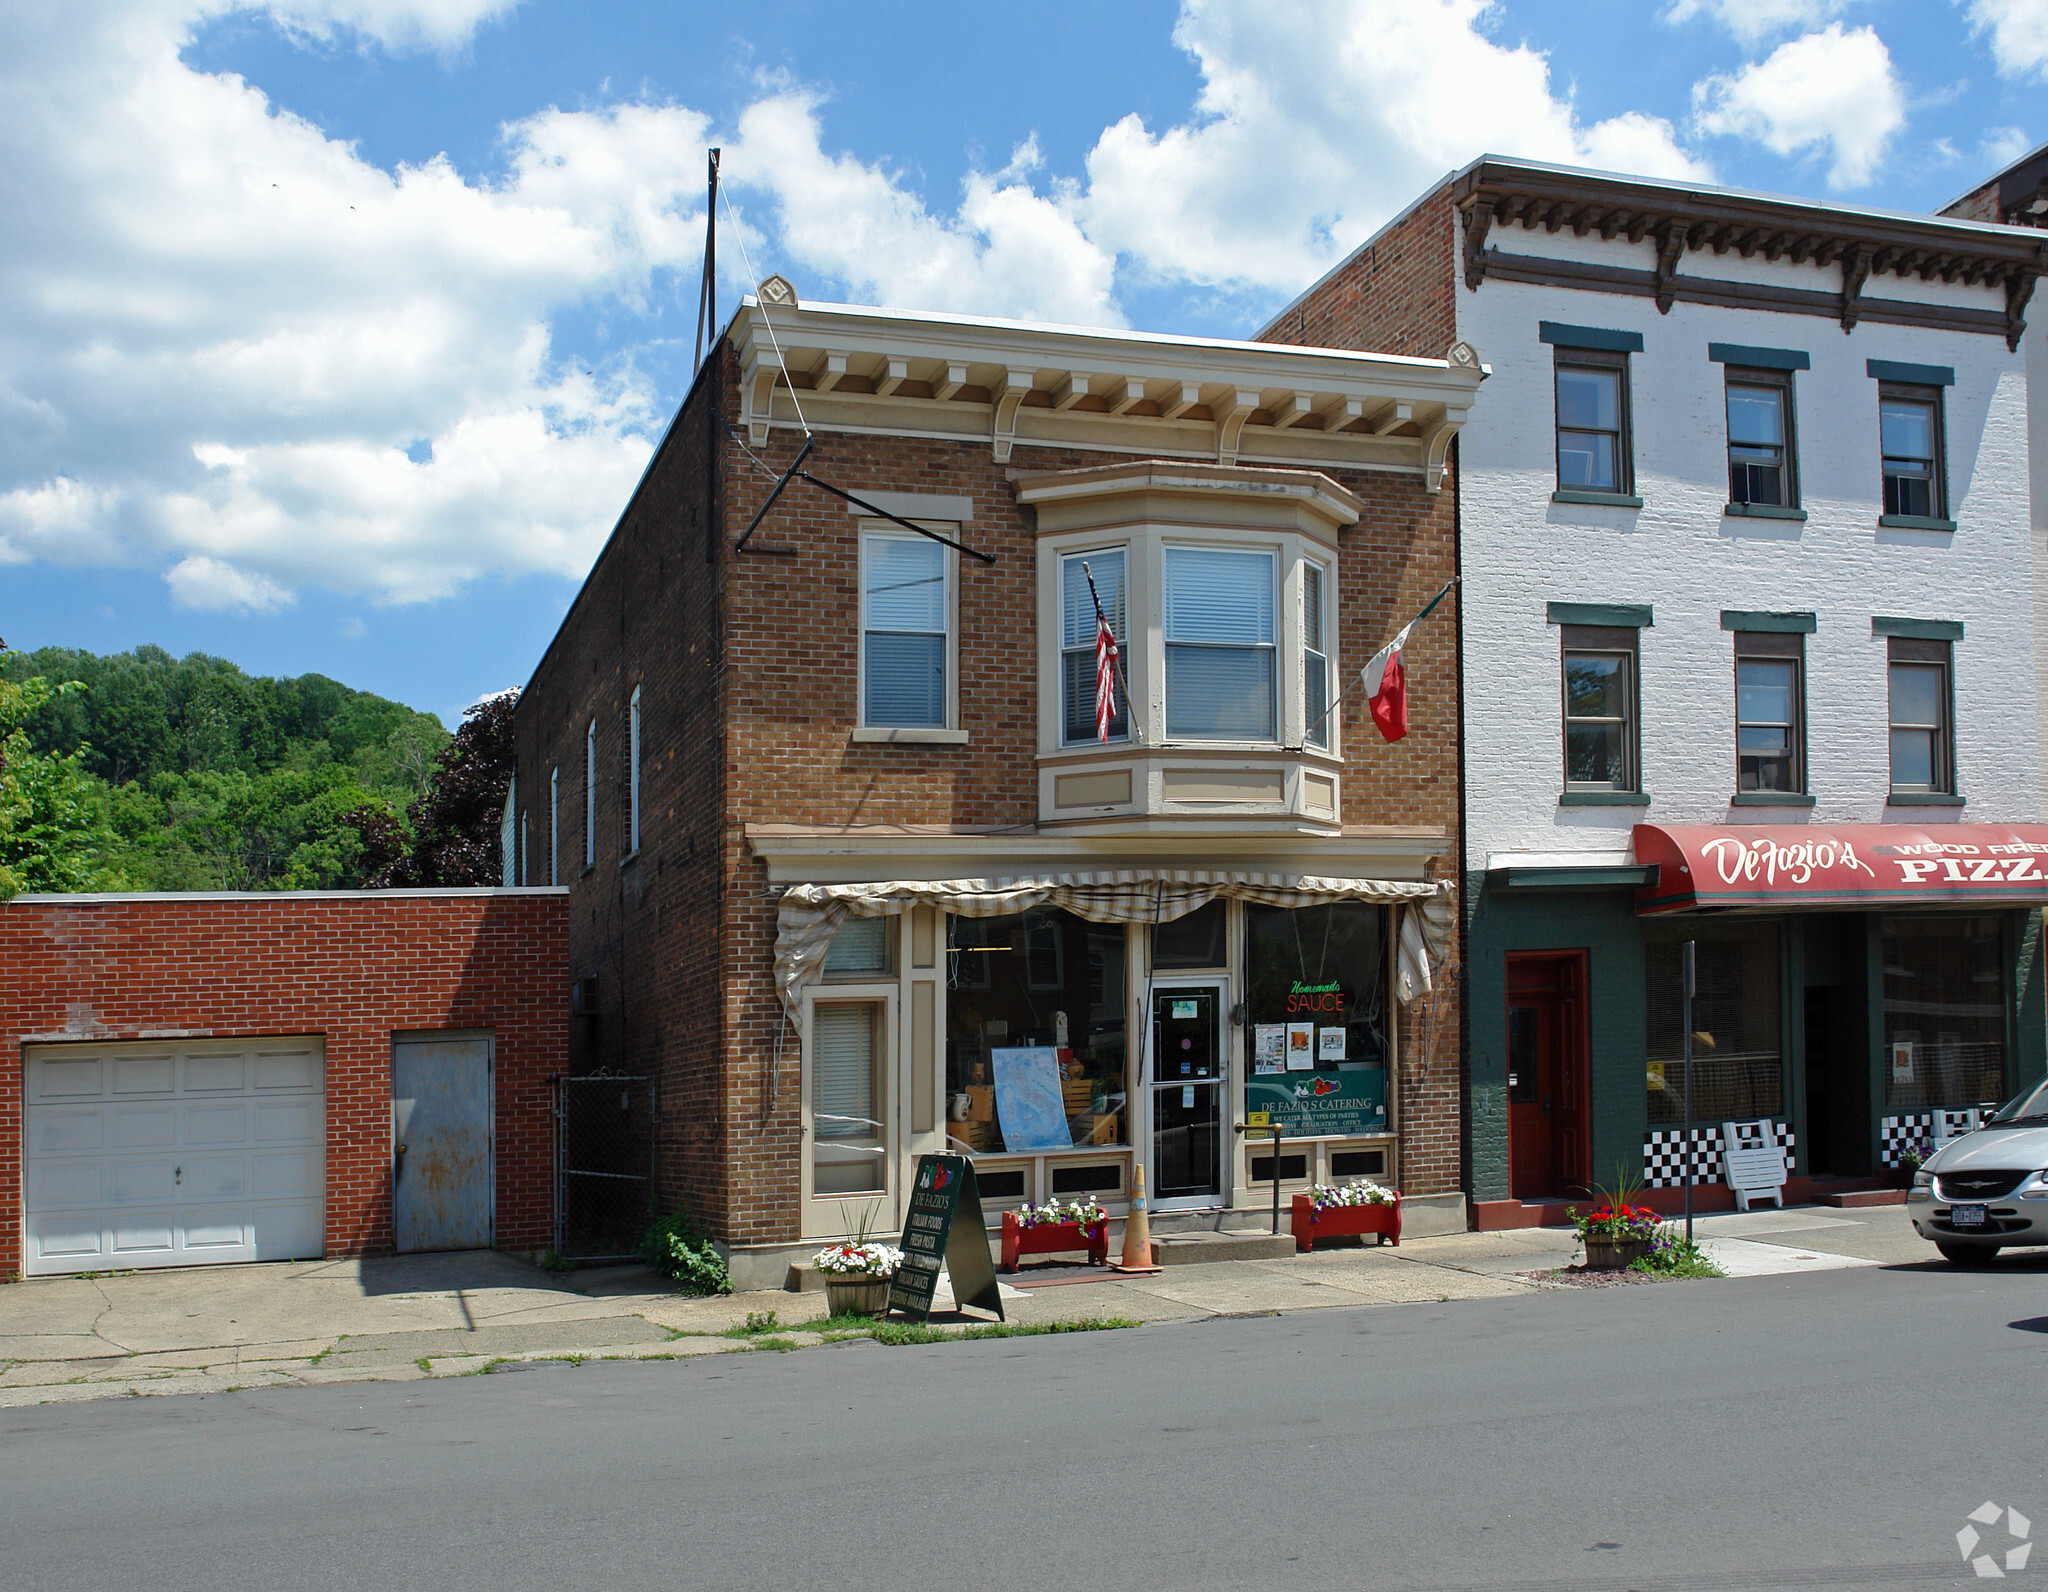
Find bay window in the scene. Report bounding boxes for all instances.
[1061,549,1128,744]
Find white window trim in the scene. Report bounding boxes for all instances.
[583,718,597,871]
[800,982,901,1237]
[627,686,642,856]
[857,522,959,734]
[1059,545,1133,750]
[1160,538,1280,748]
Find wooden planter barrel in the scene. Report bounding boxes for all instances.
[823,1275,894,1317]
[1582,1236,1651,1271]
[1291,1192,1402,1253]
[1000,1212,1109,1272]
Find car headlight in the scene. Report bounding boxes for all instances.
[1908,1168,1933,1201]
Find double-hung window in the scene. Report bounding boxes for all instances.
[1561,626,1638,792]
[1734,632,1803,794]
[1880,386,1945,521]
[1163,546,1276,741]
[1303,563,1331,750]
[1060,549,1127,744]
[861,531,950,728]
[1554,351,1631,494]
[1888,638,1954,795]
[1726,369,1796,509]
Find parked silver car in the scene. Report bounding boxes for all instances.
[1910,1081,2048,1264]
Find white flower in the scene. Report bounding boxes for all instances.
[813,1241,903,1277]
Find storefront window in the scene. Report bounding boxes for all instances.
[944,910,1128,1155]
[1882,915,2006,1114]
[1242,903,1390,1136]
[1646,924,1782,1125]
[812,1002,884,1195]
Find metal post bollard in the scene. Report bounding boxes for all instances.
[1235,1122,1285,1236]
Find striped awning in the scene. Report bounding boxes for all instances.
[773,869,1454,1021]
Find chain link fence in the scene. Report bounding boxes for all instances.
[552,1071,657,1261]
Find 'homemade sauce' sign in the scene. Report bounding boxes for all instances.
[889,1154,1005,1322]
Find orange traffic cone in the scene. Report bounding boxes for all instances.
[1113,1162,1162,1274]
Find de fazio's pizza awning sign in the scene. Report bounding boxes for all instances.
[1633,823,2048,914]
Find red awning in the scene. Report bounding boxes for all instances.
[1633,822,2048,914]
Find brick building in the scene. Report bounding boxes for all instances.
[2,889,565,1278]
[1262,155,2048,1227]
[511,285,1485,1286]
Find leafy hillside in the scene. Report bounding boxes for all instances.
[1,645,456,893]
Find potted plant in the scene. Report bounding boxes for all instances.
[813,1207,902,1317]
[1893,1140,1931,1190]
[1000,1197,1109,1271]
[1290,1179,1402,1252]
[1570,1167,1662,1269]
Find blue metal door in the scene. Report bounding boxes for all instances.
[392,1036,492,1253]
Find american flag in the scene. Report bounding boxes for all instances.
[1094,610,1119,742]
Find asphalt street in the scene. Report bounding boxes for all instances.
[6,1251,2046,1592]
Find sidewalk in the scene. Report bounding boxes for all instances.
[0,1206,1929,1408]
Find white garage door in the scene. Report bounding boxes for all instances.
[23,1038,326,1277]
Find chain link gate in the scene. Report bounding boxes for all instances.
[552,1071,657,1261]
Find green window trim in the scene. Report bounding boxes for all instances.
[1709,343,1810,371]
[1553,489,1645,508]
[1540,321,1644,353]
[1558,790,1651,807]
[1724,503,1807,521]
[1887,791,1967,807]
[1867,358,1955,387]
[1489,865,1655,889]
[1731,792,1817,807]
[1872,616,1964,641]
[1721,610,1816,633]
[1878,515,1957,532]
[1548,602,1652,628]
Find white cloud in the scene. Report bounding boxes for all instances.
[1693,23,1906,188]
[1664,0,1855,49]
[1073,0,1709,296]
[165,555,295,613]
[1965,0,2048,81]
[249,0,519,53]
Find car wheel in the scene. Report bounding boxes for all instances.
[1937,1241,2001,1266]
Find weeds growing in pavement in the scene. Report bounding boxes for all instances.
[1629,1227,1727,1279]
[867,1317,1138,1347]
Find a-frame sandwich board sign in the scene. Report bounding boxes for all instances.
[889,1154,1005,1322]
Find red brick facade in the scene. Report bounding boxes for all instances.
[1258,186,1458,361]
[1,889,566,1276]
[517,340,1465,1247]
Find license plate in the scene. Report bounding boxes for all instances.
[1951,1204,1987,1227]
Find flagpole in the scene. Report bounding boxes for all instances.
[1300,575,1458,747]
[1080,560,1142,745]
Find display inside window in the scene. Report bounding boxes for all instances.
[1645,924,1781,1125]
[1882,915,2005,1114]
[1242,903,1389,1137]
[945,909,1128,1155]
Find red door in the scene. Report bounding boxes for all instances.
[1506,952,1590,1201]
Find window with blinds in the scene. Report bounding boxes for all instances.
[823,915,893,978]
[813,1003,884,1196]
[862,532,949,728]
[1303,562,1330,750]
[1163,546,1276,740]
[1060,548,1128,744]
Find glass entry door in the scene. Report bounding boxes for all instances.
[1150,984,1224,1204]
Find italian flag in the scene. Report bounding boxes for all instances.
[1363,622,1415,743]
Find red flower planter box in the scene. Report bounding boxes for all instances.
[1000,1212,1109,1272]
[1291,1192,1402,1253]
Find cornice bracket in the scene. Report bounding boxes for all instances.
[2008,266,2039,352]
[1841,245,1873,333]
[1653,222,1686,315]
[1215,390,1259,466]
[990,370,1033,463]
[744,353,783,446]
[1462,200,1496,291]
[1420,407,1468,494]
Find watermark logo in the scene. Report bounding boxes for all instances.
[1959,1501,2032,1578]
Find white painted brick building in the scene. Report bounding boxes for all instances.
[1263,156,2048,1228]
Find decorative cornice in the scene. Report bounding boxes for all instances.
[731,297,1489,488]
[1453,158,2046,350]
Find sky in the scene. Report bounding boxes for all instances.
[4,1,2046,725]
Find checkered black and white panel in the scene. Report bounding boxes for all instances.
[1881,1112,1934,1167]
[1642,1121,1794,1188]
[1931,1107,1983,1144]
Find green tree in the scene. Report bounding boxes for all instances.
[0,664,121,900]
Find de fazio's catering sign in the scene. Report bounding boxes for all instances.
[1633,823,2048,913]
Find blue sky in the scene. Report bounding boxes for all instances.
[4,0,2043,724]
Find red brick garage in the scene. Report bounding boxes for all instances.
[1,889,565,1278]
